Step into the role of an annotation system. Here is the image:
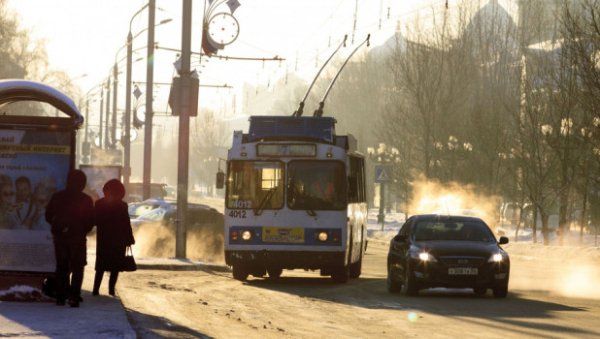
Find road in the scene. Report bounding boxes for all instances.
[118,240,600,338]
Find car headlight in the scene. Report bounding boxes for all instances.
[411,250,437,262]
[488,253,503,263]
[418,252,437,262]
[241,230,252,241]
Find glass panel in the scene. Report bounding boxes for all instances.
[287,161,346,210]
[413,220,495,242]
[226,161,284,210]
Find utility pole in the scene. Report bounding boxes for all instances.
[143,0,156,200]
[124,31,133,186]
[98,87,104,149]
[112,63,118,148]
[82,99,90,164]
[104,77,111,148]
[176,0,193,258]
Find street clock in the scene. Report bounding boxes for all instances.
[206,12,240,47]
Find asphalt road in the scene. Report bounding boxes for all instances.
[118,240,600,339]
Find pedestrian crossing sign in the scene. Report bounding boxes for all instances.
[374,165,392,183]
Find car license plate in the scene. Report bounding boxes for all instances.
[262,227,304,243]
[448,267,478,275]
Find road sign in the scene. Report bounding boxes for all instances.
[374,164,392,183]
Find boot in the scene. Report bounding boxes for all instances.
[68,298,80,308]
[93,271,103,296]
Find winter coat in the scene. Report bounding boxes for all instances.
[93,198,135,272]
[45,179,94,241]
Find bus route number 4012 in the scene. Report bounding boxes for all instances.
[229,210,247,218]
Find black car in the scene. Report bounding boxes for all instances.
[387,214,510,298]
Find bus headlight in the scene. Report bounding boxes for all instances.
[241,230,252,241]
[318,232,328,242]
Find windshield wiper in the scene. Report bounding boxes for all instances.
[254,188,277,216]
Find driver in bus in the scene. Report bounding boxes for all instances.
[310,173,334,203]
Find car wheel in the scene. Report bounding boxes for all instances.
[267,267,282,279]
[331,265,350,283]
[493,283,508,298]
[232,264,249,282]
[473,287,487,296]
[403,264,419,296]
[386,266,402,293]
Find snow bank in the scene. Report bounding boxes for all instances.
[0,285,50,302]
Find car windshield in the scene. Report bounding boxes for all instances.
[413,220,495,242]
[128,203,159,218]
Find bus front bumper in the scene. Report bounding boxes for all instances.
[225,250,345,270]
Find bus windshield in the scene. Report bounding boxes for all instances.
[226,161,284,210]
[287,160,346,210]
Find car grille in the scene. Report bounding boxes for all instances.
[438,256,485,267]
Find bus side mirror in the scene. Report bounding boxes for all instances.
[216,170,225,189]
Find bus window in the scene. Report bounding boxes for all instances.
[287,160,346,210]
[226,161,284,210]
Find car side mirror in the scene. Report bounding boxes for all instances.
[498,236,509,245]
[216,170,225,189]
[393,234,407,243]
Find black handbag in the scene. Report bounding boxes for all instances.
[121,246,137,272]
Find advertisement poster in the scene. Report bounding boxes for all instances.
[0,128,71,272]
[80,165,122,201]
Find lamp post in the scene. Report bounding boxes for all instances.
[142,0,157,200]
[121,1,171,188]
[367,143,400,231]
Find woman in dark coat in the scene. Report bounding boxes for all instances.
[93,179,135,296]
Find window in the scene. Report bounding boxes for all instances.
[413,219,495,242]
[348,156,366,203]
[287,160,346,210]
[226,161,284,210]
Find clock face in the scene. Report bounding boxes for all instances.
[207,12,240,46]
[135,105,146,123]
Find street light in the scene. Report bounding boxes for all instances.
[81,83,102,164]
[123,1,171,189]
[367,143,400,230]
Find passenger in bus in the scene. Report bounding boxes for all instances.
[310,173,334,203]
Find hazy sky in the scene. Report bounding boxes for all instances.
[7,0,516,113]
[7,1,408,108]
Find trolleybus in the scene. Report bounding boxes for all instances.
[218,115,367,282]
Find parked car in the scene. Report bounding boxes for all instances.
[128,198,174,218]
[131,202,223,233]
[387,214,510,298]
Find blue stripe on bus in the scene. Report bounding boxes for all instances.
[229,226,341,246]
